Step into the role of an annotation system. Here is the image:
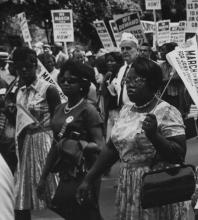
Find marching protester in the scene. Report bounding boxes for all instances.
[37,60,104,220]
[159,42,188,118]
[77,57,190,220]
[102,51,124,141]
[52,43,68,69]
[110,32,139,109]
[13,47,61,220]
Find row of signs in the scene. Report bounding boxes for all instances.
[94,17,187,48]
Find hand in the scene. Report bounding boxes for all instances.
[76,180,92,205]
[37,178,47,200]
[142,113,158,138]
[95,73,104,84]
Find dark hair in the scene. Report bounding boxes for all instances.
[58,60,92,97]
[160,42,178,54]
[12,47,37,66]
[141,42,151,47]
[105,51,124,75]
[133,57,163,93]
[38,53,56,67]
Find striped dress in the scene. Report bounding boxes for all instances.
[15,78,58,210]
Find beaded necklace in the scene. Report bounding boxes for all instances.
[64,98,84,114]
[133,95,156,110]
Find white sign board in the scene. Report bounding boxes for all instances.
[186,0,198,32]
[145,0,161,10]
[93,20,114,49]
[166,36,198,107]
[109,20,121,47]
[115,13,147,45]
[170,22,179,44]
[141,20,155,33]
[157,20,170,46]
[51,10,74,42]
[178,21,186,45]
[17,12,32,43]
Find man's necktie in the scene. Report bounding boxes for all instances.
[119,65,129,107]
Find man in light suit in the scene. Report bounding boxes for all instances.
[108,32,139,108]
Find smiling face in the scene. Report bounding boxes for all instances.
[120,40,138,65]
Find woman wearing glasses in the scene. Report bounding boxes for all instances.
[77,57,190,220]
[13,47,61,220]
[37,60,104,220]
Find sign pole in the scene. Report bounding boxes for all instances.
[153,9,158,50]
[63,42,69,59]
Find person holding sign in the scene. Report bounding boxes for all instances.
[37,60,104,220]
[77,57,190,220]
[13,47,61,220]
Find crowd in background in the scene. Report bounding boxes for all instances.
[0,33,195,220]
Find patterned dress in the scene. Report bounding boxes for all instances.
[111,101,190,220]
[15,78,58,210]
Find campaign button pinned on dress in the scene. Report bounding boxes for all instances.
[66,116,74,123]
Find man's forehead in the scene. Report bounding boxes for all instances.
[140,45,150,50]
[120,40,137,48]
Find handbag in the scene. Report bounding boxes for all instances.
[141,163,196,209]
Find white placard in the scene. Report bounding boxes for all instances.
[186,0,198,32]
[17,12,32,43]
[157,20,170,46]
[145,0,161,10]
[141,20,155,33]
[109,20,121,47]
[51,9,74,42]
[170,22,179,44]
[166,36,198,108]
[93,20,114,49]
[178,21,186,45]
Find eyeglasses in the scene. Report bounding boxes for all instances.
[126,75,146,85]
[121,46,132,51]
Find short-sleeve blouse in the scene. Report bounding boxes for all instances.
[51,100,103,141]
[111,101,185,163]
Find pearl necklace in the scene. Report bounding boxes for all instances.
[64,98,84,114]
[133,96,156,110]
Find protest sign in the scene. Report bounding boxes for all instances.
[145,0,161,10]
[16,104,35,136]
[17,12,32,43]
[178,21,186,45]
[109,20,121,47]
[157,20,170,46]
[141,20,155,33]
[51,9,74,42]
[186,0,198,32]
[37,59,67,103]
[166,36,198,107]
[114,13,147,45]
[93,20,114,49]
[170,22,179,44]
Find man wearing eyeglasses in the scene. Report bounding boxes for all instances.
[108,32,139,108]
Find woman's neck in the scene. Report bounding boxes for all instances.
[67,96,83,108]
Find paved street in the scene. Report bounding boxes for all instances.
[32,137,198,220]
